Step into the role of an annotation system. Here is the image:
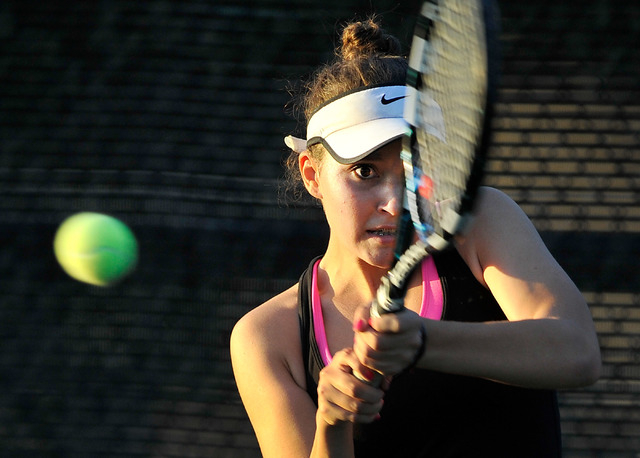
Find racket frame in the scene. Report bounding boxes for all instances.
[368,0,500,332]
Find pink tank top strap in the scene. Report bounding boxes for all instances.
[311,260,333,366]
[311,257,443,366]
[420,256,444,320]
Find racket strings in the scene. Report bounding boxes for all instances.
[374,0,495,316]
[412,0,487,239]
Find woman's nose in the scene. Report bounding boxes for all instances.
[378,175,404,216]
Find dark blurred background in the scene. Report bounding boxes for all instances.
[0,1,638,456]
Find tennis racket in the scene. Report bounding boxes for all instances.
[361,0,501,383]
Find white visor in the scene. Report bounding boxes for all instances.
[284,85,410,164]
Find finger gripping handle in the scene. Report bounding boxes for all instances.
[363,277,404,387]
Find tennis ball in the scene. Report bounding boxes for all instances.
[53,212,138,286]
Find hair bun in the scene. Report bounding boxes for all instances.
[340,18,402,60]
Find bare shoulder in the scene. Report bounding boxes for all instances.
[455,186,544,285]
[455,187,589,318]
[469,186,545,251]
[230,284,319,455]
[230,283,306,387]
[232,284,299,335]
[471,186,524,219]
[231,283,300,354]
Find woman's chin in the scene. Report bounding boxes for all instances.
[364,250,396,271]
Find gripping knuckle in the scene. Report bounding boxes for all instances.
[367,335,382,352]
[349,399,362,413]
[359,350,375,368]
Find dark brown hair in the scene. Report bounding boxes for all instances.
[282,17,408,203]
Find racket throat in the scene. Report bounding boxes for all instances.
[371,239,430,317]
[393,211,414,259]
[371,275,409,317]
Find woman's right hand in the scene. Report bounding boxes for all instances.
[316,347,387,426]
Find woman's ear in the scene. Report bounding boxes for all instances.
[299,151,322,199]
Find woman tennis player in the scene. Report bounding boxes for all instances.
[230,18,601,457]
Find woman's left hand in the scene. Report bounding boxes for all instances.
[352,305,426,377]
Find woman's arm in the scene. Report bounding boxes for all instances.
[354,187,601,389]
[230,287,384,458]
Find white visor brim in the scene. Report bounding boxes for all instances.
[285,85,411,163]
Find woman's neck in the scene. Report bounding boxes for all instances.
[318,245,388,314]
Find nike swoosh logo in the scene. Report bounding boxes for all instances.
[380,94,407,105]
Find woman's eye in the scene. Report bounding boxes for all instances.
[354,165,377,179]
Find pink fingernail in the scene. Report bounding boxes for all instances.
[362,368,375,381]
[353,319,367,332]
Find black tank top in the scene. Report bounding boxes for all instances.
[298,248,562,457]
